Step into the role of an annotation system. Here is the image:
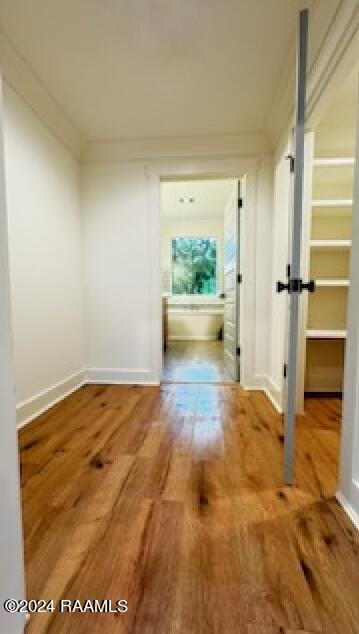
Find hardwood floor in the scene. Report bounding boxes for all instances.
[19,384,359,633]
[162,340,232,382]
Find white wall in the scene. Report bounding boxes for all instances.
[82,163,155,383]
[0,75,25,634]
[3,85,84,425]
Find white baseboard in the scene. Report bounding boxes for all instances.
[263,376,283,413]
[86,368,159,385]
[336,492,359,531]
[264,387,282,414]
[242,375,283,414]
[168,335,218,341]
[241,373,267,392]
[16,370,86,429]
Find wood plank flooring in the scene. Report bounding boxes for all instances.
[162,340,232,382]
[19,384,359,634]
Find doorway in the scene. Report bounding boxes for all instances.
[282,58,359,489]
[160,178,241,383]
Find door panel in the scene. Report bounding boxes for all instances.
[224,183,240,380]
[282,9,309,484]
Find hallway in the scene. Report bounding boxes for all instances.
[20,384,358,634]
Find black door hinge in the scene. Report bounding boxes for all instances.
[286,264,291,278]
[238,197,243,209]
[286,154,295,173]
[237,273,243,284]
[236,346,241,356]
[283,363,288,379]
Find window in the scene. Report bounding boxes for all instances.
[171,237,217,295]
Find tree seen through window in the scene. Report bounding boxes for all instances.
[171,237,217,295]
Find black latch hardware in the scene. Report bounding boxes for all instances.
[286,154,295,173]
[237,273,242,284]
[283,363,288,379]
[276,278,315,294]
[238,197,243,209]
[236,346,241,356]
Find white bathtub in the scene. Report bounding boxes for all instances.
[166,298,224,341]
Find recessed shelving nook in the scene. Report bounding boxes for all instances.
[304,156,354,395]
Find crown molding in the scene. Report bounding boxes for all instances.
[0,31,84,159]
[82,132,270,163]
[266,0,359,145]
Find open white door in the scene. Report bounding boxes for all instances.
[277,10,315,484]
[223,181,241,381]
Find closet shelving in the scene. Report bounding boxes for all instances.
[310,239,352,249]
[312,199,352,207]
[304,155,354,394]
[314,279,349,287]
[306,329,347,339]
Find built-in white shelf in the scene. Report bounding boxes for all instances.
[315,279,349,287]
[312,199,353,207]
[310,239,352,250]
[306,329,347,339]
[313,158,355,167]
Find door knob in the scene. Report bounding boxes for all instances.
[276,278,316,294]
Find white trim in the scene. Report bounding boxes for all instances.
[241,373,267,390]
[265,376,283,413]
[16,371,86,429]
[242,375,283,413]
[264,387,283,414]
[339,74,359,526]
[83,133,269,163]
[297,131,315,416]
[0,31,83,159]
[336,491,359,531]
[86,368,159,385]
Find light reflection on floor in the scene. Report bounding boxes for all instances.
[162,340,232,383]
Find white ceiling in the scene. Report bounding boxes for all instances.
[0,0,308,141]
[161,179,235,221]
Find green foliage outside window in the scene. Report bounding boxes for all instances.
[171,237,217,295]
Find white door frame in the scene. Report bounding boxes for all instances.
[0,74,26,634]
[338,75,359,528]
[146,157,259,387]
